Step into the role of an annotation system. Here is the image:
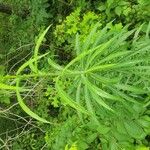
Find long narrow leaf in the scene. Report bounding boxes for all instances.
[34,25,52,72]
[16,78,51,123]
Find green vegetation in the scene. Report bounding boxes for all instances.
[0,0,150,149]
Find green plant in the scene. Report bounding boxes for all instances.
[1,22,148,149]
[53,8,101,63]
[1,1,150,148]
[93,0,150,26]
[49,23,150,149]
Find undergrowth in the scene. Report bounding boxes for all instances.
[0,0,150,149]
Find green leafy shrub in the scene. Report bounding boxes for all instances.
[54,8,100,46]
[82,0,150,26]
